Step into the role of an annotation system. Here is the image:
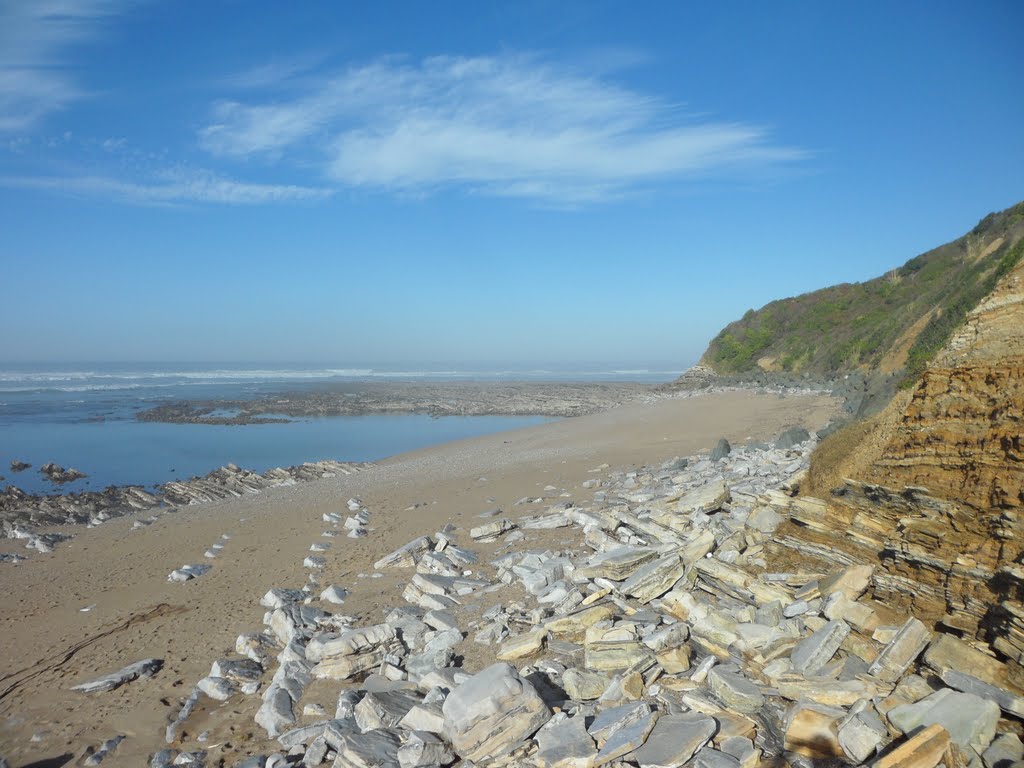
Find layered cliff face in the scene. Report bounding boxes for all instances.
[865,257,1024,510]
[769,249,1024,679]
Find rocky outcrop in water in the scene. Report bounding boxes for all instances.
[40,462,88,484]
[1,460,371,547]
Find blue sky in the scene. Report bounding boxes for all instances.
[1,1,1022,367]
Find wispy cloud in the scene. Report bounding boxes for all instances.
[0,1,126,132]
[200,54,807,203]
[0,168,332,205]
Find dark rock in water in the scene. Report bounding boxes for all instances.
[9,460,30,472]
[710,438,732,461]
[774,427,811,450]
[40,462,87,484]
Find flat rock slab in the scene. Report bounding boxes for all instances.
[71,658,163,693]
[631,711,717,768]
[708,667,765,714]
[534,714,597,768]
[888,688,1000,753]
[790,619,850,676]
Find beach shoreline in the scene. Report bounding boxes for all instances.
[0,389,837,765]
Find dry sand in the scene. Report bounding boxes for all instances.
[0,389,836,766]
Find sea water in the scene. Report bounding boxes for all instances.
[0,363,679,495]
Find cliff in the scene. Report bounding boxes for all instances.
[768,252,1024,680]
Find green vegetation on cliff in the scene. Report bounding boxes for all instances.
[703,201,1024,381]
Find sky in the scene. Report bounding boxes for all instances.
[0,1,1022,368]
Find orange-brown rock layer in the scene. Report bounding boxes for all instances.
[769,247,1024,676]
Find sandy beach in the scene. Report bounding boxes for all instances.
[0,389,837,766]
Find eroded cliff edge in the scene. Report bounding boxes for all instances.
[768,253,1024,682]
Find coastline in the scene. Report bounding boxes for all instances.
[0,388,836,764]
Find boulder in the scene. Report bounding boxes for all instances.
[441,663,550,763]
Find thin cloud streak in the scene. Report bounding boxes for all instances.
[0,0,127,132]
[0,170,332,205]
[201,54,807,203]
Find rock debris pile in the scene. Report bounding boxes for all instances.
[123,431,1024,768]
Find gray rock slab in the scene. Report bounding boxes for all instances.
[333,727,402,768]
[708,667,765,715]
[631,711,716,768]
[534,714,597,768]
[888,688,1000,753]
[588,701,652,746]
[354,690,422,731]
[593,711,658,766]
[790,619,850,676]
[868,617,930,682]
[983,733,1024,768]
[397,730,454,768]
[940,668,1024,718]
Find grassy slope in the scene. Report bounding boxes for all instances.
[702,201,1024,383]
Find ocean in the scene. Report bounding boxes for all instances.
[0,363,680,495]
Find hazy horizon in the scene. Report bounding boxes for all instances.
[2,2,1022,364]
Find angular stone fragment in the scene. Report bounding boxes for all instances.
[543,602,616,641]
[982,733,1024,768]
[708,667,764,714]
[310,624,404,681]
[398,730,455,768]
[584,625,655,673]
[631,711,716,768]
[469,519,517,542]
[678,478,730,513]
[81,735,125,766]
[374,536,433,569]
[774,677,889,707]
[887,688,1000,752]
[620,553,686,603]
[196,676,236,700]
[441,663,550,763]
[819,564,874,600]
[838,708,888,763]
[940,669,1024,717]
[562,668,610,701]
[874,724,950,768]
[534,714,597,768]
[790,619,850,675]
[354,690,422,731]
[869,617,931,682]
[593,710,658,766]
[399,702,446,733]
[497,628,547,661]
[255,685,294,738]
[320,585,348,604]
[576,547,658,580]
[923,633,1015,689]
[333,728,401,768]
[168,564,211,582]
[71,658,163,693]
[588,701,651,747]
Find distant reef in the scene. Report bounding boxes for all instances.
[135,380,655,424]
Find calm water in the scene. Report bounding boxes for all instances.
[0,362,679,494]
